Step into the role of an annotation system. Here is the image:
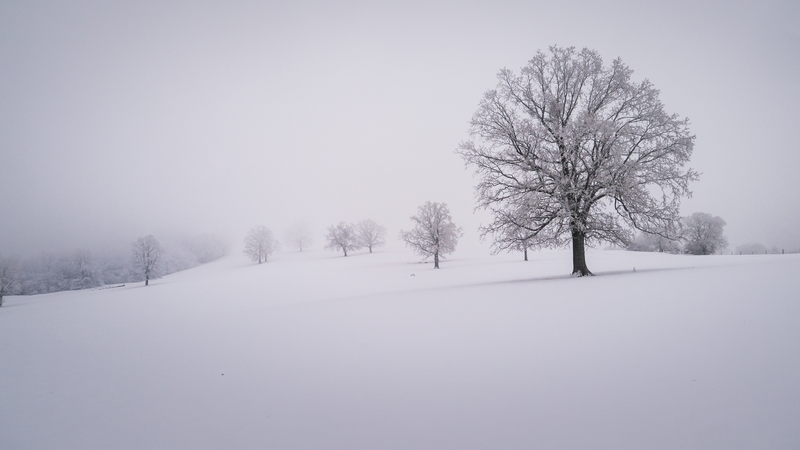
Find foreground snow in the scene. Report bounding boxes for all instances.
[1,249,799,449]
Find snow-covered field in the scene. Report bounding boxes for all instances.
[1,248,799,449]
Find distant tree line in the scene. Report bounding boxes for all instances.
[627,212,727,255]
[245,207,464,270]
[626,212,795,255]
[0,233,229,300]
[734,243,794,255]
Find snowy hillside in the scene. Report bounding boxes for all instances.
[1,249,799,449]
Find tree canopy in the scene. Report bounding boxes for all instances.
[399,201,463,269]
[131,235,163,286]
[459,46,697,275]
[356,219,387,253]
[325,222,361,257]
[244,226,279,264]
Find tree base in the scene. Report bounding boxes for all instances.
[571,268,594,277]
[571,229,593,277]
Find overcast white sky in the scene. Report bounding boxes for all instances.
[1,0,798,256]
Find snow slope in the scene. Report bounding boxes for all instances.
[1,249,799,449]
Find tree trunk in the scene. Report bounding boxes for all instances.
[0,295,4,307]
[344,248,347,257]
[434,251,439,269]
[571,229,593,276]
[145,277,149,286]
[524,247,528,261]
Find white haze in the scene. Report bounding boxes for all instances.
[1,0,799,256]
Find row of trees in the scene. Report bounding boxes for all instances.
[324,203,464,269]
[0,233,228,303]
[165,47,792,275]
[0,250,119,299]
[325,219,387,257]
[243,205,466,270]
[1,46,763,296]
[242,219,391,264]
[242,222,321,264]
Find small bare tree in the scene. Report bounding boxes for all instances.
[244,226,279,264]
[0,255,19,307]
[399,201,463,269]
[284,221,314,252]
[132,235,163,286]
[325,222,361,256]
[480,203,535,261]
[683,212,727,255]
[496,226,533,261]
[356,219,387,253]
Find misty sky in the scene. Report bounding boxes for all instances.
[1,0,798,256]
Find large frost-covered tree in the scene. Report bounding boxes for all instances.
[244,226,279,264]
[399,201,463,269]
[356,219,387,253]
[459,46,697,275]
[131,235,163,286]
[683,212,727,255]
[325,222,361,256]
